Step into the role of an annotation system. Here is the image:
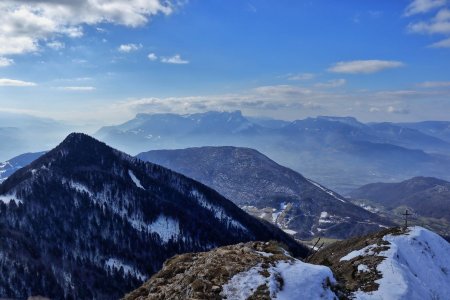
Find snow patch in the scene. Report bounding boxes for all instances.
[0,193,22,205]
[105,258,146,281]
[221,264,267,300]
[190,189,248,232]
[221,259,337,300]
[357,264,369,273]
[282,229,297,235]
[67,180,94,196]
[128,170,145,190]
[255,251,273,257]
[274,260,337,300]
[340,244,377,261]
[308,179,346,203]
[148,215,180,243]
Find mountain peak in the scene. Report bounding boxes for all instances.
[53,132,116,159]
[59,132,105,147]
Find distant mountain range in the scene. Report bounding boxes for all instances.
[0,133,305,299]
[138,146,390,239]
[0,112,72,161]
[0,152,46,183]
[399,121,450,143]
[349,176,450,237]
[95,111,450,193]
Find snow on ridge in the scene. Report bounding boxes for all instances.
[221,264,268,299]
[105,258,146,281]
[307,179,346,203]
[190,189,248,232]
[351,226,450,300]
[221,260,337,300]
[340,244,377,262]
[128,170,145,190]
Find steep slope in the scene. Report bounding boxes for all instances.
[123,241,338,300]
[137,146,390,239]
[0,151,46,183]
[310,226,450,300]
[0,133,306,300]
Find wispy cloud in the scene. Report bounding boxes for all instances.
[148,53,158,61]
[46,41,65,50]
[286,73,316,81]
[429,37,450,47]
[161,54,189,64]
[314,79,346,88]
[0,57,14,67]
[418,80,450,87]
[0,78,37,87]
[253,85,312,97]
[404,0,446,16]
[118,43,142,53]
[57,86,96,91]
[387,106,410,114]
[328,60,404,74]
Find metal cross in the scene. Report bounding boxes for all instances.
[402,209,411,229]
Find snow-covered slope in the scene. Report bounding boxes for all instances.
[123,241,337,300]
[311,226,450,300]
[352,226,450,300]
[0,151,45,183]
[125,226,450,300]
[221,260,337,300]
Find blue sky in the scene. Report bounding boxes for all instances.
[0,0,450,126]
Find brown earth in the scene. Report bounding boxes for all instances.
[122,241,294,300]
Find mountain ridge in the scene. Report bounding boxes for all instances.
[138,146,390,239]
[0,133,306,299]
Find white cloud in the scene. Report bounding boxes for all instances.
[148,52,158,61]
[253,85,312,97]
[314,79,346,88]
[118,43,142,53]
[47,41,65,50]
[404,0,446,16]
[387,106,410,114]
[0,57,14,67]
[57,86,96,91]
[0,1,176,56]
[429,37,450,47]
[328,60,404,74]
[418,81,450,87]
[0,78,36,86]
[287,73,315,81]
[408,9,450,34]
[161,54,189,64]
